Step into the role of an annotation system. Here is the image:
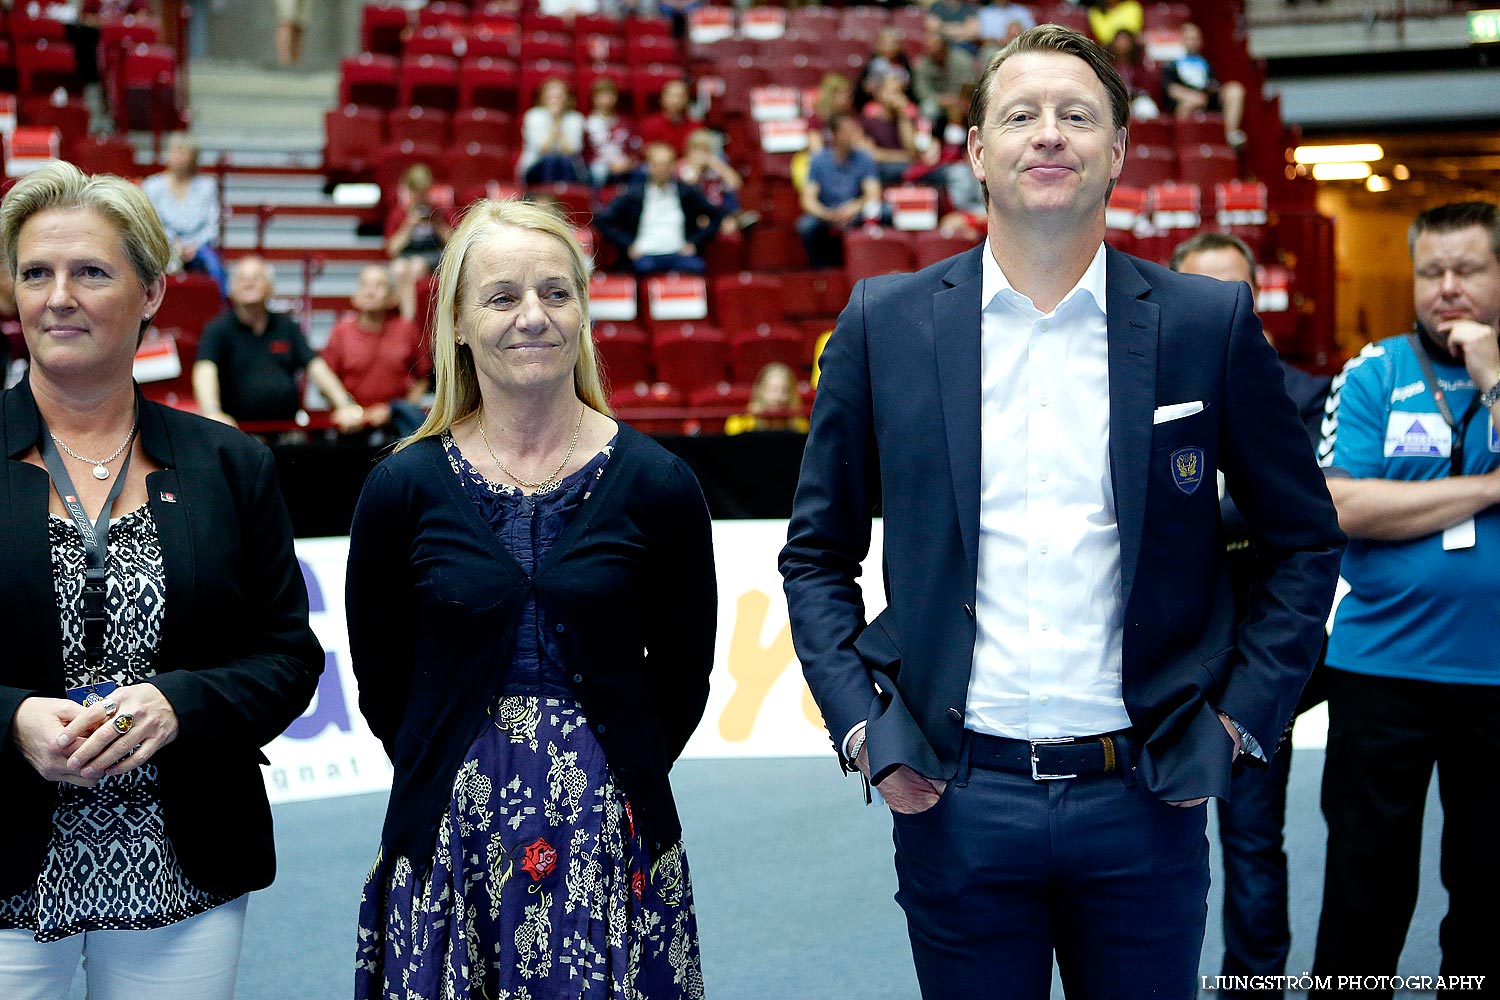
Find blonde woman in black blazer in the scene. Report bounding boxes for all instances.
[0,161,322,999]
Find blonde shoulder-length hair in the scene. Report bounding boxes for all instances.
[397,197,611,451]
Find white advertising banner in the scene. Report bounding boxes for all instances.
[268,521,886,804]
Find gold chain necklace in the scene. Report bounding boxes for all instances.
[478,404,585,494]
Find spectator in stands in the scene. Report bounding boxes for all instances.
[584,78,640,188]
[193,256,366,431]
[596,142,723,276]
[725,362,809,435]
[0,159,321,1000]
[856,28,915,107]
[1171,231,1332,1000]
[678,129,756,235]
[142,134,227,295]
[348,197,713,1000]
[1088,0,1144,46]
[385,164,453,323]
[807,73,857,155]
[639,79,698,156]
[913,26,979,124]
[796,113,884,269]
[977,0,1036,48]
[861,71,923,185]
[926,0,980,54]
[321,265,432,437]
[1161,22,1248,148]
[519,77,590,186]
[1109,29,1162,119]
[275,0,310,66]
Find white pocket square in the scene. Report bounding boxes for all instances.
[1152,400,1205,425]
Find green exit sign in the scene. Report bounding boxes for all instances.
[1470,9,1500,44]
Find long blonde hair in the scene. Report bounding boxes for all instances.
[397,198,610,451]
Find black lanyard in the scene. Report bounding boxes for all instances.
[35,411,136,683]
[1407,332,1481,477]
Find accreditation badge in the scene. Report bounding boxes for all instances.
[1384,412,1450,458]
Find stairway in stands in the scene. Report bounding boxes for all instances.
[184,60,382,346]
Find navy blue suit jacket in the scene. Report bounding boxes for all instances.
[780,244,1345,803]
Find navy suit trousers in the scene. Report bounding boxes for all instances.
[891,734,1210,1000]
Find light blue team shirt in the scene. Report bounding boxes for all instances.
[1319,332,1500,685]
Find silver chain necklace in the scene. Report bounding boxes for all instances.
[51,413,139,481]
[478,404,585,495]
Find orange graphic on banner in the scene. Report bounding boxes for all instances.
[720,589,823,740]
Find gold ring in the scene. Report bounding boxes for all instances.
[113,714,135,735]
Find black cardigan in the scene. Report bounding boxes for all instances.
[0,378,324,898]
[346,423,716,862]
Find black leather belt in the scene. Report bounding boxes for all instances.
[968,730,1129,781]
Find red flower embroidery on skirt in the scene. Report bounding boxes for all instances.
[521,837,558,882]
[631,870,645,900]
[624,800,636,840]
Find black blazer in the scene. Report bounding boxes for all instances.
[780,245,1346,803]
[0,378,324,898]
[346,423,715,862]
[595,179,724,255]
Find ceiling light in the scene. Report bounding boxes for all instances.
[1366,175,1392,192]
[1392,164,1411,180]
[1293,143,1385,165]
[1312,162,1374,181]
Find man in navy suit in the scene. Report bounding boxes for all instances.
[780,25,1344,1000]
[1173,231,1332,1000]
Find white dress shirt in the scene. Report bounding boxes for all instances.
[965,241,1134,740]
[633,183,687,257]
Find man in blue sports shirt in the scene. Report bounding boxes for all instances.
[1312,201,1500,995]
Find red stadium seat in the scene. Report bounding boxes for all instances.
[418,1,470,30]
[96,12,159,86]
[730,323,806,380]
[914,230,977,269]
[744,224,804,273]
[69,134,139,178]
[340,53,400,109]
[576,34,626,65]
[687,381,754,409]
[448,141,516,201]
[843,227,916,282]
[21,97,89,158]
[1118,143,1178,189]
[624,33,680,68]
[592,322,653,386]
[573,14,624,39]
[452,106,515,148]
[609,380,684,412]
[460,56,519,111]
[781,269,850,319]
[521,13,575,37]
[405,25,462,59]
[653,323,730,392]
[714,272,786,328]
[16,38,77,98]
[115,43,181,130]
[519,31,573,61]
[387,106,452,149]
[324,104,387,175]
[629,63,687,117]
[1174,112,1226,149]
[531,182,593,225]
[462,24,517,60]
[518,58,575,111]
[624,16,674,44]
[1178,144,1239,190]
[374,140,448,197]
[9,13,67,44]
[361,3,410,57]
[1129,117,1174,147]
[400,53,461,111]
[701,230,745,275]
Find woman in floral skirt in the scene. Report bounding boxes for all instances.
[347,198,717,1000]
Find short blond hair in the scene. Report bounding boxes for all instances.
[0,160,170,289]
[398,198,610,450]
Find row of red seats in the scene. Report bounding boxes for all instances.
[595,320,814,392]
[361,1,677,57]
[339,50,683,116]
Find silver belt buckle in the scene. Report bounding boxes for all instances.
[1030,737,1079,781]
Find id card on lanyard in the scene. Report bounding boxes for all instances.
[35,410,136,702]
[1408,333,1479,550]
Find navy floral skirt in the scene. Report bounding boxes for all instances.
[356,695,705,1000]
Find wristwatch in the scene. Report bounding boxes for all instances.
[1480,378,1500,410]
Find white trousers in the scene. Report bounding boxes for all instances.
[0,895,247,1000]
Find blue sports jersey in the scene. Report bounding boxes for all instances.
[1318,333,1500,685]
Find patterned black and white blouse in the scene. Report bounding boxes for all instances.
[0,506,234,942]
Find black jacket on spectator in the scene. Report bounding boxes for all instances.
[0,377,324,897]
[596,179,724,258]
